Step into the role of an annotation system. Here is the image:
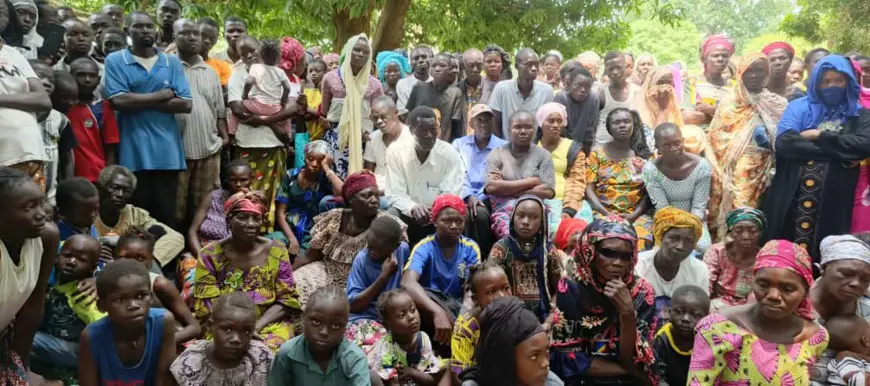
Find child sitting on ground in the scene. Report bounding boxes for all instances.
[229,38,294,140]
[346,215,411,354]
[369,289,446,386]
[826,314,870,386]
[653,285,710,386]
[116,226,202,345]
[170,293,274,385]
[268,285,371,385]
[78,260,176,386]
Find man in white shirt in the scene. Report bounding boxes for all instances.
[396,45,433,114]
[364,95,412,206]
[386,106,465,245]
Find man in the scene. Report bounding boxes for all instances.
[488,48,554,139]
[87,13,112,63]
[101,4,124,27]
[212,16,247,64]
[156,0,181,49]
[396,45,433,113]
[104,11,192,229]
[763,41,805,101]
[197,17,232,87]
[54,19,97,72]
[596,51,639,145]
[172,18,228,227]
[386,106,465,245]
[624,52,635,84]
[404,53,466,142]
[452,104,506,254]
[364,95,413,197]
[459,48,484,124]
[555,61,599,155]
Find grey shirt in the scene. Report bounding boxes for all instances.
[554,90,600,149]
[406,81,467,141]
[485,144,556,194]
[488,79,554,138]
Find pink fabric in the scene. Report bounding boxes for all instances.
[670,64,683,104]
[701,34,734,58]
[535,102,567,129]
[228,99,290,135]
[761,41,795,57]
[851,163,870,232]
[753,240,815,320]
[850,58,870,108]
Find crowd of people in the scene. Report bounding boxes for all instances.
[3,0,870,385]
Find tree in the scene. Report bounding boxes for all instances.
[625,18,701,69]
[780,0,870,54]
[740,33,819,58]
[670,0,793,52]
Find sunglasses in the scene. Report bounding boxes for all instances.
[597,247,633,261]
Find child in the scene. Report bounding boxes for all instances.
[68,57,120,183]
[229,38,293,139]
[826,314,870,386]
[346,216,410,353]
[268,285,371,385]
[116,227,202,345]
[55,177,100,241]
[304,58,328,140]
[369,289,446,385]
[653,285,710,386]
[31,235,104,381]
[170,293,274,385]
[31,60,75,205]
[450,264,511,376]
[78,260,176,386]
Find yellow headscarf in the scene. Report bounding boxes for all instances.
[653,206,703,246]
[338,34,373,174]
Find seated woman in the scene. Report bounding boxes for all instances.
[549,216,657,385]
[187,160,254,254]
[487,195,563,322]
[764,55,870,262]
[536,102,588,228]
[642,123,712,253]
[584,108,655,251]
[704,208,765,312]
[486,110,556,240]
[292,170,405,306]
[269,140,344,255]
[192,190,301,351]
[687,240,828,385]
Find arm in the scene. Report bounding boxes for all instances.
[364,160,377,173]
[109,89,174,111]
[154,277,202,344]
[320,77,332,117]
[774,132,833,161]
[815,114,870,161]
[404,367,439,386]
[280,79,291,106]
[78,330,98,386]
[626,195,650,223]
[152,97,193,114]
[401,271,448,321]
[274,202,301,251]
[243,75,255,100]
[255,304,289,332]
[293,245,323,270]
[691,162,711,220]
[186,191,212,254]
[584,152,610,215]
[153,56,193,114]
[485,177,541,196]
[386,148,418,215]
[0,78,51,112]
[155,312,178,386]
[528,154,557,199]
[61,149,75,180]
[12,223,58,366]
[526,184,556,199]
[642,163,668,212]
[586,184,610,216]
[324,167,344,196]
[348,255,398,313]
[563,153,587,216]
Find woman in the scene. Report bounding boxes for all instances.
[703,208,765,311]
[630,54,657,86]
[538,51,562,91]
[487,195,564,321]
[192,190,300,352]
[706,53,787,241]
[291,171,405,306]
[584,108,654,251]
[681,35,736,127]
[270,140,344,255]
[764,55,870,261]
[536,102,587,225]
[549,216,657,385]
[480,44,511,105]
[643,123,713,253]
[687,240,828,385]
[849,59,870,233]
[11,0,41,59]
[321,34,384,178]
[635,65,704,155]
[576,51,601,80]
[376,50,411,103]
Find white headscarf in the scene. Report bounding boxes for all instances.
[820,234,870,267]
[337,34,372,175]
[11,0,43,59]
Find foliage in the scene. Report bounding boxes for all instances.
[625,18,701,69]
[740,33,819,58]
[669,0,793,52]
[781,0,870,54]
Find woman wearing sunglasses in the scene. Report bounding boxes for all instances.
[549,216,657,385]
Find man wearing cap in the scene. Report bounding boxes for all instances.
[452,104,506,255]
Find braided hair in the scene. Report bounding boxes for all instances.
[605,107,653,159]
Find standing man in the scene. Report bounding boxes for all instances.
[197,17,232,88]
[101,4,124,27]
[404,53,466,142]
[556,61,599,155]
[172,18,228,227]
[104,11,191,229]
[459,48,484,134]
[212,16,246,64]
[488,48,554,139]
[87,13,112,64]
[763,42,805,101]
[54,19,96,72]
[156,0,181,50]
[596,50,640,145]
[396,44,433,113]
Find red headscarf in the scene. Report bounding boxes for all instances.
[700,34,735,59]
[342,170,378,202]
[431,194,466,223]
[224,190,266,216]
[753,240,816,320]
[279,37,305,81]
[554,218,587,251]
[761,41,795,57]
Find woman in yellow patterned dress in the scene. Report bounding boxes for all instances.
[705,53,788,241]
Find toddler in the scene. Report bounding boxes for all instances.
[229,38,293,139]
[826,314,870,386]
[653,285,710,386]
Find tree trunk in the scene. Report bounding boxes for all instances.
[331,4,374,53]
[372,0,412,53]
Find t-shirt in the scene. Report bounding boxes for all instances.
[204,57,232,86]
[484,144,556,193]
[635,248,710,323]
[267,336,371,386]
[396,75,432,113]
[405,81,467,141]
[554,91,600,148]
[404,235,481,299]
[87,308,167,385]
[40,109,75,204]
[40,279,105,342]
[67,100,120,182]
[487,79,554,138]
[247,63,293,105]
[827,356,870,386]
[363,125,413,190]
[0,44,44,167]
[347,243,411,322]
[653,323,692,386]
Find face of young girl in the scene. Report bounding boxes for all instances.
[514,331,551,386]
[472,268,511,308]
[100,274,152,327]
[117,240,155,270]
[211,307,257,362]
[1,179,47,240]
[225,167,253,194]
[308,63,327,86]
[512,200,543,241]
[302,298,349,357]
[384,293,420,338]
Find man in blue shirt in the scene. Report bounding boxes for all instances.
[452,104,505,255]
[104,11,191,230]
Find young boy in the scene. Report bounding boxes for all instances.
[100,27,128,58]
[826,314,870,386]
[78,259,176,386]
[653,285,710,386]
[67,57,119,183]
[30,60,77,205]
[55,177,100,241]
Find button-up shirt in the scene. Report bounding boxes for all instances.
[177,57,225,160]
[267,336,370,386]
[488,79,554,138]
[452,134,507,200]
[386,138,465,215]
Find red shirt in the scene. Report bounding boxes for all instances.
[68,100,120,182]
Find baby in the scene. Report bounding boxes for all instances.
[229,38,293,140]
[826,314,870,386]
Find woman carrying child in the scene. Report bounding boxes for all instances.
[228,38,295,142]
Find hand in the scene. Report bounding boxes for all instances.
[696,102,716,116]
[295,94,308,111]
[381,255,399,277]
[159,88,176,99]
[286,234,301,256]
[76,277,98,305]
[489,170,503,181]
[322,155,334,171]
[466,196,485,212]
[363,131,372,142]
[410,204,430,225]
[394,362,406,381]
[433,309,454,345]
[801,129,821,140]
[622,213,638,224]
[604,279,634,316]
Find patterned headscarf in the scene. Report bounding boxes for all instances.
[637,65,684,129]
[754,240,816,320]
[224,190,266,216]
[762,41,795,58]
[700,34,734,61]
[820,234,870,267]
[278,37,305,78]
[323,53,340,65]
[726,207,766,232]
[376,51,411,84]
[341,170,378,202]
[652,207,703,246]
[577,216,638,290]
[431,194,466,223]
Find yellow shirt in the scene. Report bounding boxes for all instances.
[540,138,572,200]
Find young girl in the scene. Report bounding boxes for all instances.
[450,264,512,376]
[78,260,176,386]
[305,58,329,141]
[116,227,202,345]
[268,285,371,385]
[229,38,294,139]
[369,289,446,386]
[170,293,274,385]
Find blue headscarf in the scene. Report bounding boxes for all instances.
[776,55,862,137]
[376,51,411,84]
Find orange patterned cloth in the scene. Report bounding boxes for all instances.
[9,160,45,193]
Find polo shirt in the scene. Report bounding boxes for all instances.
[404,235,481,299]
[104,48,191,172]
[488,79,554,138]
[385,139,465,215]
[67,100,119,182]
[346,242,410,322]
[177,57,225,160]
[452,134,507,201]
[268,336,370,386]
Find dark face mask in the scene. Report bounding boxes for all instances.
[820,86,847,107]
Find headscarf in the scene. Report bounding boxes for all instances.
[337,34,373,174]
[652,207,703,246]
[431,194,466,223]
[341,170,378,203]
[483,44,512,80]
[850,58,870,109]
[535,102,567,131]
[637,66,684,129]
[507,196,552,316]
[726,207,767,232]
[546,50,564,62]
[323,53,340,65]
[753,240,816,320]
[11,0,42,57]
[700,34,734,62]
[819,234,870,267]
[473,297,544,386]
[761,41,795,58]
[376,51,411,84]
[554,218,587,251]
[777,55,862,136]
[576,51,601,77]
[224,190,266,216]
[278,37,305,81]
[577,216,639,290]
